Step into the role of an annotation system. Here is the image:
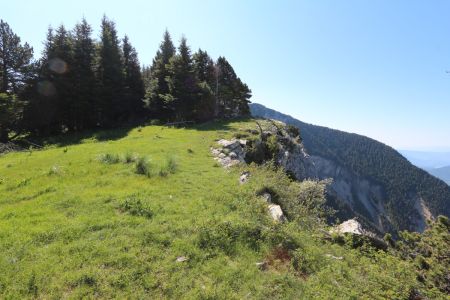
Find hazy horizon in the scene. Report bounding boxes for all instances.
[3,0,450,150]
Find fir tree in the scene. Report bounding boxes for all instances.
[51,25,75,131]
[97,15,124,126]
[165,36,198,120]
[215,56,251,117]
[143,30,175,120]
[0,19,33,94]
[72,18,96,130]
[123,35,145,118]
[193,49,216,120]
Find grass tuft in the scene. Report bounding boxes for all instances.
[159,156,178,177]
[135,156,154,177]
[98,153,121,164]
[124,152,139,163]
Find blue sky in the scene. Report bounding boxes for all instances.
[3,0,450,150]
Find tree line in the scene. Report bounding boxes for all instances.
[0,17,251,142]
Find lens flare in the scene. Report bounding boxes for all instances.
[48,58,68,74]
[37,80,56,97]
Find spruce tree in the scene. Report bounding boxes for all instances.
[165,36,198,120]
[97,15,124,126]
[0,19,33,94]
[193,49,216,120]
[72,18,96,130]
[215,56,251,117]
[143,30,175,120]
[0,20,33,141]
[48,25,75,131]
[123,35,145,118]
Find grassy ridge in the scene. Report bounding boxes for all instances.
[0,120,429,299]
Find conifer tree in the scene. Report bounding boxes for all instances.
[0,20,33,141]
[0,19,33,94]
[51,25,75,131]
[215,56,251,117]
[123,35,145,117]
[193,49,216,120]
[97,15,124,125]
[143,30,175,120]
[72,18,96,129]
[165,36,198,120]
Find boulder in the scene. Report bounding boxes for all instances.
[268,204,286,222]
[176,256,188,263]
[333,219,364,235]
[239,171,250,184]
[217,139,241,150]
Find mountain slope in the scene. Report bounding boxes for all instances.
[426,166,450,185]
[250,103,450,234]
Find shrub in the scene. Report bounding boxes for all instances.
[135,156,154,177]
[99,153,121,164]
[286,125,300,138]
[120,196,153,218]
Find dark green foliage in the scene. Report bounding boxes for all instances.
[122,35,145,118]
[165,37,199,121]
[0,19,34,94]
[97,16,125,125]
[143,30,175,119]
[216,57,251,118]
[0,93,25,142]
[1,17,251,141]
[245,135,280,164]
[0,20,33,141]
[72,18,96,130]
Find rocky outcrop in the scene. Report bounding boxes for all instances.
[331,219,364,235]
[260,192,286,222]
[331,219,388,250]
[211,139,246,168]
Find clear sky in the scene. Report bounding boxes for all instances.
[3,0,450,150]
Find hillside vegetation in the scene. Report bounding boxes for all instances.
[250,103,450,233]
[1,119,449,299]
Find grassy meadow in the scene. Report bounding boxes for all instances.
[0,120,421,299]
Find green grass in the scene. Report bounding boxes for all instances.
[0,119,425,299]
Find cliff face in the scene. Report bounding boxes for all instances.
[271,125,392,233]
[250,103,442,234]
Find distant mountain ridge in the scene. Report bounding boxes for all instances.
[399,150,450,169]
[426,166,450,185]
[250,103,450,234]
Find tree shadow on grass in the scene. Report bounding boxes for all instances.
[22,124,134,148]
[190,116,255,132]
